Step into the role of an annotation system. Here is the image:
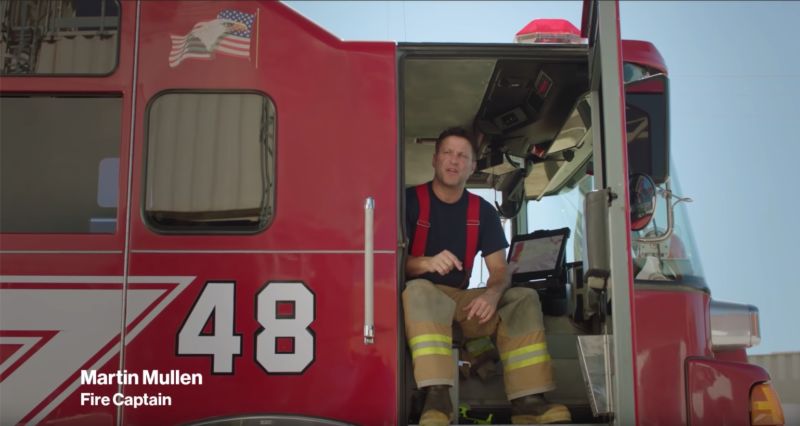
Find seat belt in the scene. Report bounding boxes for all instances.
[410,184,480,287]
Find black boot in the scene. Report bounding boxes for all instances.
[420,385,452,426]
[510,394,571,424]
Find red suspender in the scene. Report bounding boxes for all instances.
[410,184,430,257]
[410,184,481,287]
[463,193,481,277]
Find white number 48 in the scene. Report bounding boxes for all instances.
[177,281,315,374]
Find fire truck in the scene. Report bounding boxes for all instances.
[0,0,785,425]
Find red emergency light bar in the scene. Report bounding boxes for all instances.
[514,19,583,44]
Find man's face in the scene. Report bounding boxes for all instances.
[432,135,476,189]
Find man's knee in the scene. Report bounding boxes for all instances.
[404,278,436,294]
[501,286,541,308]
[403,279,440,305]
[403,279,455,323]
[498,286,544,333]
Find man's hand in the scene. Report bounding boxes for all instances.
[426,250,463,275]
[464,288,502,324]
[462,251,516,324]
[405,250,463,277]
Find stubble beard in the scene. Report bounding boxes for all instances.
[434,169,466,191]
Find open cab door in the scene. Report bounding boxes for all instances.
[581,0,638,423]
[584,1,637,424]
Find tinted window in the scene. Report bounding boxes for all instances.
[626,91,668,184]
[144,92,275,232]
[1,0,120,75]
[0,95,121,233]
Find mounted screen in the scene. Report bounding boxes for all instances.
[508,227,570,285]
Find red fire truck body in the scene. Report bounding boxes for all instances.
[0,1,782,425]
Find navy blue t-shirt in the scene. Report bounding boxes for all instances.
[406,182,508,287]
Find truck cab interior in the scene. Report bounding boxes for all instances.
[400,42,598,424]
[399,39,669,424]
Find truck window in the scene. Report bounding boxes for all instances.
[527,174,593,264]
[0,95,121,233]
[143,92,275,233]
[1,0,120,75]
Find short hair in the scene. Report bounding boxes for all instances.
[436,127,478,160]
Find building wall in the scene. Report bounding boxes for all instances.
[749,352,800,423]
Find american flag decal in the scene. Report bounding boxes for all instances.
[169,9,256,68]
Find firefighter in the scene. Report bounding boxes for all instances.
[404,127,571,425]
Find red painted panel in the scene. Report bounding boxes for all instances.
[122,253,397,425]
[31,356,121,426]
[633,289,768,424]
[0,343,23,364]
[122,1,399,424]
[624,78,665,94]
[129,1,398,252]
[686,358,770,426]
[0,254,123,276]
[622,40,668,75]
[634,288,712,425]
[715,348,749,364]
[0,330,58,382]
[0,273,124,425]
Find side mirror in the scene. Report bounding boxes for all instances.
[625,74,669,185]
[637,179,693,243]
[629,173,656,231]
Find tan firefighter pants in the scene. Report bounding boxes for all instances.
[402,278,555,400]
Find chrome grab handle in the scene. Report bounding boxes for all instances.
[364,197,375,344]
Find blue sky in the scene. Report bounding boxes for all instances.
[284,1,799,355]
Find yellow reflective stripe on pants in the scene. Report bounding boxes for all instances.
[412,346,452,359]
[409,333,452,347]
[501,342,550,372]
[500,342,547,361]
[410,333,452,360]
[505,353,551,371]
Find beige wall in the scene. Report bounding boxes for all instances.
[749,352,800,422]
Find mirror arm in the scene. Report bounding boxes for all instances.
[637,182,674,243]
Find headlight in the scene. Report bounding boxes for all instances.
[710,300,760,350]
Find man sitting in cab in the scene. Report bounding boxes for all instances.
[404,127,571,425]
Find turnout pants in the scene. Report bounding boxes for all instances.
[403,278,555,400]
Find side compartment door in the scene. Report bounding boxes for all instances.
[122,2,398,425]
